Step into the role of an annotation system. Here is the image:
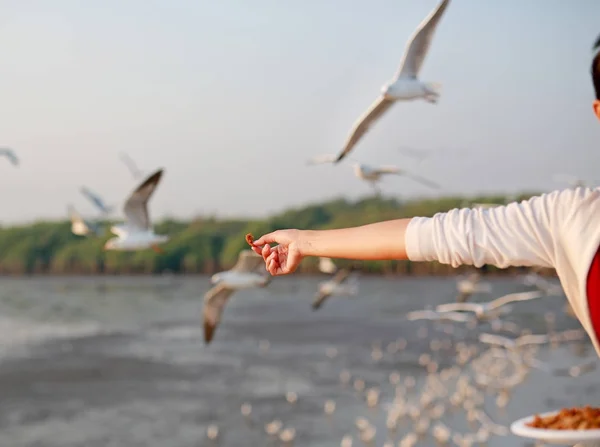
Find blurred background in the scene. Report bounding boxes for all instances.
[0,1,598,446]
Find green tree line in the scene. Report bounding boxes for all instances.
[0,193,547,276]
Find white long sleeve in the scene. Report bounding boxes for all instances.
[405,192,564,268]
[405,187,600,356]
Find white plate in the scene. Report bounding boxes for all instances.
[511,410,600,445]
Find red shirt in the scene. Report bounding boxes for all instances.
[587,245,600,343]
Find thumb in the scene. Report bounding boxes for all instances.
[253,231,280,247]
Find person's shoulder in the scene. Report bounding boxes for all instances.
[540,187,600,221]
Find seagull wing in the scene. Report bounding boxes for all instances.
[203,283,235,344]
[312,290,331,310]
[80,187,107,211]
[0,148,17,165]
[372,165,403,175]
[406,310,440,321]
[68,205,90,235]
[487,291,544,310]
[516,334,549,347]
[123,168,163,231]
[436,302,479,313]
[335,96,395,163]
[400,171,441,189]
[478,333,512,348]
[395,0,451,79]
[444,312,473,322]
[306,154,338,166]
[120,152,143,178]
[231,249,264,273]
[68,205,84,224]
[330,268,351,285]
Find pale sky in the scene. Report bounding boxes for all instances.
[0,0,598,224]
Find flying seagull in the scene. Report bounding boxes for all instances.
[68,205,103,237]
[80,187,115,215]
[406,308,519,333]
[455,272,492,303]
[0,148,19,166]
[119,152,144,180]
[436,290,545,318]
[406,309,472,323]
[334,0,451,163]
[478,332,551,351]
[203,250,271,343]
[312,267,359,310]
[104,168,169,253]
[353,162,440,195]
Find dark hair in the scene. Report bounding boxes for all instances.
[592,34,600,100]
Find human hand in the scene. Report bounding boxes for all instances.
[250,230,305,276]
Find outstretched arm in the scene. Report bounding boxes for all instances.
[250,220,412,275]
[252,188,591,276]
[297,219,412,260]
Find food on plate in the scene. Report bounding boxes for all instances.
[526,406,600,430]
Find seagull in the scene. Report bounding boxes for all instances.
[478,332,550,350]
[436,290,545,318]
[407,309,518,333]
[318,257,338,274]
[406,309,472,323]
[68,205,103,237]
[334,0,451,163]
[103,168,169,253]
[80,186,115,215]
[353,162,440,195]
[203,250,271,343]
[455,272,492,303]
[312,267,358,310]
[119,151,145,180]
[0,148,19,166]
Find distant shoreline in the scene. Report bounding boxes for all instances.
[0,193,551,277]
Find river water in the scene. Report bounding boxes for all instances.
[0,275,596,447]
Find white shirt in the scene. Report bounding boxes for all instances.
[405,187,600,355]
